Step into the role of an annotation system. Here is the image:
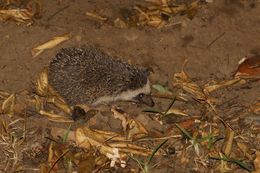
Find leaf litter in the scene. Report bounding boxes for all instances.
[0,1,260,172]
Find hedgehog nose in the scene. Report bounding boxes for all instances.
[136,94,155,107]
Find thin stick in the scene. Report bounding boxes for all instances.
[47,149,69,173]
[47,5,70,21]
[207,32,225,48]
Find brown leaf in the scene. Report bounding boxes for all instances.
[222,124,235,156]
[248,101,260,115]
[234,56,260,77]
[111,107,148,140]
[253,151,260,173]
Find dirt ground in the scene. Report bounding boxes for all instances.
[0,0,260,173]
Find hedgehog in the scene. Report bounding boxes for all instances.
[48,46,154,107]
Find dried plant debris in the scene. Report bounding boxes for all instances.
[0,0,42,24]
[86,0,206,29]
[31,33,70,58]
[50,126,154,168]
[234,55,260,78]
[129,0,202,28]
[0,48,259,172]
[0,115,26,172]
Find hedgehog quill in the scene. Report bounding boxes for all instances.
[47,47,154,107]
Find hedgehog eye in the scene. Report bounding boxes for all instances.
[135,93,154,107]
[138,93,144,98]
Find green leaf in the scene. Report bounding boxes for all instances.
[62,125,71,143]
[175,123,193,140]
[210,156,253,172]
[147,139,168,164]
[152,84,171,94]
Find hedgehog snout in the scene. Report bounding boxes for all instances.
[134,93,154,107]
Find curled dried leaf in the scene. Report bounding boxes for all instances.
[35,68,49,96]
[1,93,15,117]
[234,56,260,78]
[31,33,70,58]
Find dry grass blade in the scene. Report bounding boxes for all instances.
[31,33,70,58]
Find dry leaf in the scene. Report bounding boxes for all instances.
[31,33,70,58]
[111,107,128,131]
[35,68,70,114]
[111,107,148,140]
[253,151,260,173]
[222,125,234,156]
[249,102,260,114]
[234,56,260,77]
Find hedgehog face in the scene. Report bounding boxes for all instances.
[92,78,154,106]
[134,93,154,107]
